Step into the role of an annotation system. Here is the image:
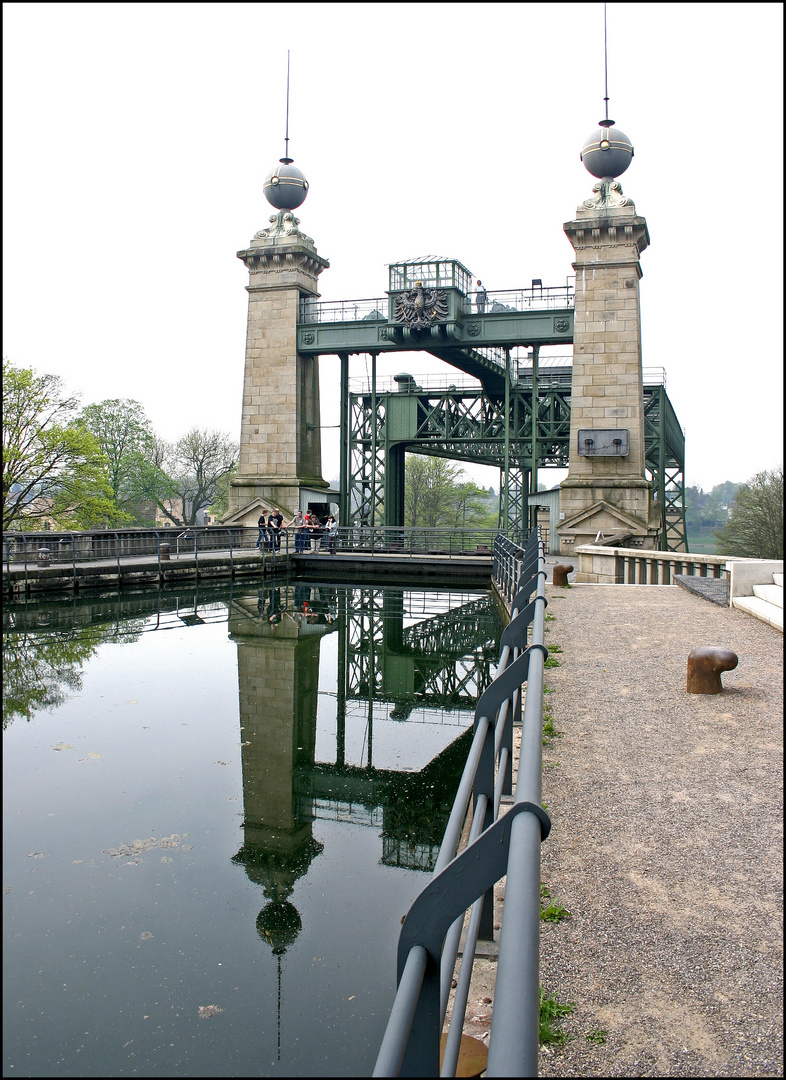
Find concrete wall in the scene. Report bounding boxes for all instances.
[728,561,784,600]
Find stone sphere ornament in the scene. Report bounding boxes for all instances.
[263,160,309,211]
[580,120,634,180]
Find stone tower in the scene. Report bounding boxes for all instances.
[227,152,330,523]
[557,120,660,557]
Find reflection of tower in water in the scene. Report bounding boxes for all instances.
[256,900,301,1062]
[228,582,504,1047]
[229,584,331,1060]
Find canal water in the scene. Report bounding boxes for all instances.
[3,577,502,1077]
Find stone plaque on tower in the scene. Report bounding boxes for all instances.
[557,118,660,561]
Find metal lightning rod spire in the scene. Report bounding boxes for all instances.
[282,50,293,163]
[603,3,610,121]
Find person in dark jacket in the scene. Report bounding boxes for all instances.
[256,512,268,550]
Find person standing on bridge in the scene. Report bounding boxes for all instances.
[267,508,283,550]
[259,511,272,552]
[286,509,306,552]
[475,280,487,313]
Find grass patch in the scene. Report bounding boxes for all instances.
[539,986,574,1044]
[544,656,561,668]
[542,712,562,743]
[585,1029,608,1045]
[541,901,572,923]
[540,882,571,923]
[545,613,556,622]
[547,644,562,653]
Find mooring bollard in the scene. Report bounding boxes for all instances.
[37,547,51,567]
[553,564,573,587]
[159,542,170,561]
[686,646,738,694]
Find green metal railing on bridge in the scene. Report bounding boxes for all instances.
[296,280,575,395]
[374,530,549,1076]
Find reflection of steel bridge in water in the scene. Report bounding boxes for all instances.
[226,581,506,871]
[306,586,504,871]
[341,589,500,712]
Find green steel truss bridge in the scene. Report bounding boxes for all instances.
[297,257,688,551]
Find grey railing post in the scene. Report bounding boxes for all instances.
[398,949,440,1077]
[373,948,429,1077]
[374,533,550,1078]
[487,540,547,1078]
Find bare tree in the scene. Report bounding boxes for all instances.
[151,428,239,527]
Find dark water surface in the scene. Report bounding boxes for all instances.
[3,579,501,1077]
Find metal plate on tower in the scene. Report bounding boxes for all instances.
[577,428,630,457]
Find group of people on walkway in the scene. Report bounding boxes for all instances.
[256,509,339,554]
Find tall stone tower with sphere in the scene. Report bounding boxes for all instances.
[226,137,330,523]
[557,114,660,563]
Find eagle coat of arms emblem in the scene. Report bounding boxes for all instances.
[394,281,449,330]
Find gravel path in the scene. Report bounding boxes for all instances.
[536,582,783,1077]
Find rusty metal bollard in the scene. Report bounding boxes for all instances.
[686,646,738,694]
[37,547,51,567]
[553,564,573,587]
[159,542,170,561]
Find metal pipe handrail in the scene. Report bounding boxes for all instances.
[373,530,547,1076]
[486,559,547,1076]
[298,283,575,326]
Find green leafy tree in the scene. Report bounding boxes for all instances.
[452,480,496,528]
[2,358,122,531]
[714,466,783,558]
[404,456,495,529]
[405,456,462,527]
[684,485,706,531]
[77,399,156,521]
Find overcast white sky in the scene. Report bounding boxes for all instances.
[3,2,783,492]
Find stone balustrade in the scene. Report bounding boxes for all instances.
[574,545,730,585]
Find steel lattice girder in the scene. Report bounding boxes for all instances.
[347,381,686,550]
[349,395,386,525]
[348,386,572,483]
[643,384,688,552]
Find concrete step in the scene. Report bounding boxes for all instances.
[773,573,783,588]
[753,583,783,607]
[732,595,784,632]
